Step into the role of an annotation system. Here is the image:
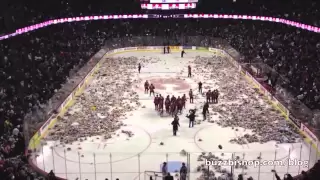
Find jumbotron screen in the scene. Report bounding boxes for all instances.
[141,3,196,10]
[149,0,198,3]
[140,0,197,3]
[140,0,198,10]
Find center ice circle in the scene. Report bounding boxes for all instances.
[147,77,190,91]
[52,125,151,164]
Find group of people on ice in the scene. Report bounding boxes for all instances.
[170,107,198,137]
[205,89,220,103]
[198,81,220,103]
[154,94,187,117]
[144,80,155,96]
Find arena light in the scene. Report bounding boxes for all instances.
[0,13,320,41]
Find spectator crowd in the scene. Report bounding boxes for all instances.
[1,0,320,180]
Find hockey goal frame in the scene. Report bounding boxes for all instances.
[144,171,164,180]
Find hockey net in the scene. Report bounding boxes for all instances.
[144,171,183,180]
[144,171,164,180]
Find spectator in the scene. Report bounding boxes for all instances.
[180,162,187,180]
[47,170,56,180]
[238,174,244,180]
[285,174,294,180]
[165,173,174,180]
[161,162,167,179]
[301,171,309,180]
[11,127,19,137]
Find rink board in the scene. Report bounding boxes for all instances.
[28,45,319,163]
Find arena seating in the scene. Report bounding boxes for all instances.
[1,0,320,179]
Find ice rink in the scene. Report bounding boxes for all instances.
[32,50,318,180]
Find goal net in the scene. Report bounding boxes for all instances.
[144,171,183,180]
[144,171,164,180]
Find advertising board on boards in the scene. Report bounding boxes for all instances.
[39,115,54,135]
[137,46,147,50]
[226,55,239,69]
[275,99,289,118]
[113,48,121,53]
[78,80,85,91]
[150,46,162,49]
[61,94,73,109]
[240,67,246,75]
[301,123,318,145]
[208,47,219,54]
[124,47,138,51]
[259,84,272,100]
[58,100,65,113]
[137,46,162,50]
[169,46,181,50]
[106,49,114,54]
[289,114,301,128]
[245,72,253,81]
[252,77,261,89]
[94,49,107,60]
[72,89,77,97]
[182,46,192,49]
[196,47,208,50]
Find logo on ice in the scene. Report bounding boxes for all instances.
[205,159,309,168]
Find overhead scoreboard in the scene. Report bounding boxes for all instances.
[140,0,198,10]
[150,0,198,2]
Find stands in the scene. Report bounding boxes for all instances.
[1,1,320,179]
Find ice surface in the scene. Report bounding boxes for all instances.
[32,51,318,180]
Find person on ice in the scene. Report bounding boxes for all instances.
[167,46,170,54]
[144,80,149,94]
[198,81,203,94]
[189,89,194,103]
[186,109,196,128]
[177,96,183,114]
[187,65,192,77]
[158,94,164,114]
[213,89,220,103]
[47,170,56,180]
[163,46,166,54]
[138,63,141,73]
[180,162,188,180]
[181,50,186,58]
[154,95,159,110]
[161,162,168,179]
[202,102,209,121]
[206,90,211,103]
[182,94,187,108]
[149,83,155,96]
[171,115,180,136]
[165,173,174,180]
